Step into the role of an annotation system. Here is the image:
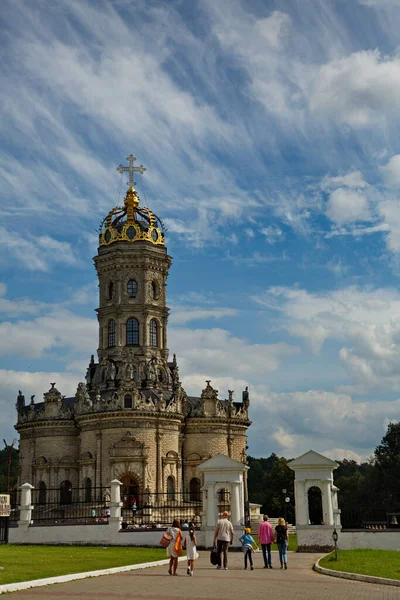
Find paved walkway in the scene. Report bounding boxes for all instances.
[6,551,400,599]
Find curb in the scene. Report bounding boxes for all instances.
[314,556,400,588]
[0,556,186,595]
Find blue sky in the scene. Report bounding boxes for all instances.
[2,0,400,461]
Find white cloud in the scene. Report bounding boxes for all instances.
[169,326,299,380]
[250,386,400,457]
[325,223,389,238]
[0,227,78,272]
[378,198,400,251]
[0,310,97,359]
[382,154,400,186]
[254,285,400,391]
[256,11,291,48]
[260,226,284,244]
[309,50,400,127]
[326,188,370,225]
[170,307,238,325]
[322,170,367,190]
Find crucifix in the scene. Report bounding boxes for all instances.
[116,154,147,188]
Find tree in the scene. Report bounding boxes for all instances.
[0,447,19,492]
[374,422,400,492]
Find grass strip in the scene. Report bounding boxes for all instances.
[252,533,298,552]
[0,546,166,585]
[320,549,400,581]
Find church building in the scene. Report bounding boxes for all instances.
[14,155,251,509]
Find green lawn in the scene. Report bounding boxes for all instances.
[252,533,298,552]
[320,549,400,581]
[0,546,167,585]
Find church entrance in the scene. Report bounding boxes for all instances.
[120,475,140,515]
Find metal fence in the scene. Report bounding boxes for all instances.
[30,486,110,525]
[9,489,20,523]
[339,492,400,529]
[121,491,202,528]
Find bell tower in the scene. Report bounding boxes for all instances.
[88,155,175,393]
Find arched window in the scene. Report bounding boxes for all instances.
[308,486,323,525]
[149,319,158,347]
[189,478,201,502]
[108,320,116,347]
[60,480,72,505]
[217,488,231,515]
[127,279,138,298]
[108,282,114,300]
[151,281,159,300]
[126,318,139,346]
[84,478,92,503]
[124,394,133,409]
[167,476,175,501]
[38,481,47,505]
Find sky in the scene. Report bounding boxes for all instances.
[2,0,400,463]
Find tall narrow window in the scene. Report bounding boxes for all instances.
[149,319,158,347]
[189,478,201,502]
[151,281,159,300]
[108,320,116,347]
[127,279,138,298]
[126,318,139,345]
[38,481,47,505]
[167,476,175,501]
[60,480,72,505]
[84,478,92,503]
[108,282,114,300]
[124,394,133,408]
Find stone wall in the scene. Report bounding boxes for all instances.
[339,530,400,551]
[9,523,205,547]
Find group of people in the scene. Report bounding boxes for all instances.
[163,512,290,575]
[165,519,198,576]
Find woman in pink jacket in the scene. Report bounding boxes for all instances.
[258,515,274,568]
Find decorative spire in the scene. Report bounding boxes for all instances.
[116,154,146,189]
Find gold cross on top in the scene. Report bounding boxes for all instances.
[116,154,147,188]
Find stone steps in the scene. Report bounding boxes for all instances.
[250,517,296,534]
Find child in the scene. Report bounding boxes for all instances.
[185,528,198,576]
[239,527,257,570]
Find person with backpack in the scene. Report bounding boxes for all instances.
[275,517,289,569]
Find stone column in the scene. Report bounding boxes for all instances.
[230,482,241,527]
[143,313,149,346]
[206,483,216,527]
[109,479,122,524]
[295,480,307,525]
[18,483,34,525]
[201,485,208,530]
[96,433,102,490]
[322,480,334,525]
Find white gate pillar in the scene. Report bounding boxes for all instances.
[288,450,341,552]
[109,479,122,525]
[18,483,34,525]
[198,454,249,548]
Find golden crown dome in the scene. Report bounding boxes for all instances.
[99,187,165,247]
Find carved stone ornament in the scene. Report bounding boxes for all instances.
[44,382,62,403]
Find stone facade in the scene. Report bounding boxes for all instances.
[14,175,251,505]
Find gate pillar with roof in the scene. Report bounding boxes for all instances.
[288,450,341,552]
[198,454,248,548]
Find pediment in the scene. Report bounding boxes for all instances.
[288,450,338,470]
[198,453,249,472]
